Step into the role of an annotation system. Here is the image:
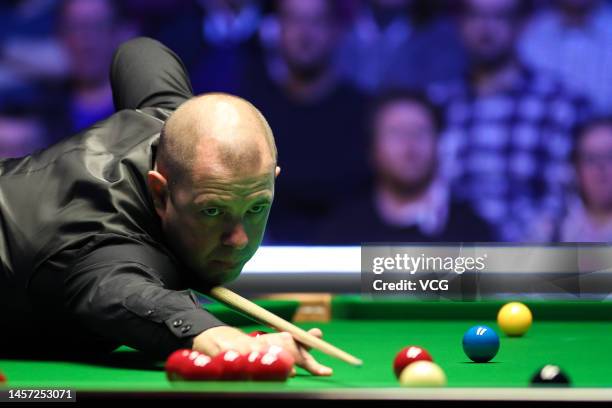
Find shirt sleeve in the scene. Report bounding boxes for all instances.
[110,37,193,111]
[62,244,225,358]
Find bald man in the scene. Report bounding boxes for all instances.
[0,38,331,376]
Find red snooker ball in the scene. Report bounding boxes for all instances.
[214,350,249,380]
[165,349,193,381]
[393,346,433,378]
[247,346,294,381]
[248,330,268,338]
[179,353,223,381]
[0,371,6,383]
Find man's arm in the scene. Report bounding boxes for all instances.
[110,37,193,112]
[60,243,333,374]
[63,244,224,358]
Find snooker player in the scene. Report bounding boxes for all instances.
[0,37,331,376]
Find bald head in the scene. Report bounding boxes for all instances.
[157,93,277,187]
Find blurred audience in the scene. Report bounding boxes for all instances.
[240,0,369,243]
[122,0,190,39]
[319,90,493,244]
[2,0,612,242]
[338,0,467,93]
[151,0,265,94]
[0,1,66,91]
[0,0,63,157]
[429,0,591,241]
[520,0,612,115]
[531,118,612,242]
[45,0,135,138]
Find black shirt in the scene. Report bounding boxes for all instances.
[0,38,224,358]
[317,194,495,244]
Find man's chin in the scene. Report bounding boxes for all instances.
[196,263,243,286]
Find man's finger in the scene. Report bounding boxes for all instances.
[258,332,302,362]
[308,328,323,338]
[278,332,303,360]
[254,331,331,376]
[300,328,323,351]
[218,339,250,355]
[199,342,221,357]
[297,348,333,376]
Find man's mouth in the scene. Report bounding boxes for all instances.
[212,259,241,268]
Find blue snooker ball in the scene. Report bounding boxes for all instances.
[462,325,500,363]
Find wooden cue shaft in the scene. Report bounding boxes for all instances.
[208,287,363,367]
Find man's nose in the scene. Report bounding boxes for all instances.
[222,222,249,250]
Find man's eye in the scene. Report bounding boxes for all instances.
[248,204,267,214]
[201,208,223,217]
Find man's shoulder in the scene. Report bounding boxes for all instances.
[428,77,468,105]
[136,107,173,123]
[0,108,166,178]
[84,108,167,149]
[60,107,168,162]
[521,67,586,103]
[0,108,170,277]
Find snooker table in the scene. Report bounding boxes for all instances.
[1,296,612,404]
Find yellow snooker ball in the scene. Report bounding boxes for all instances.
[399,361,447,387]
[497,302,532,336]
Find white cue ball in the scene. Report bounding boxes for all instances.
[398,361,447,387]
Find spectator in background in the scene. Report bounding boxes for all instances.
[149,0,265,95]
[0,1,67,92]
[338,0,467,93]
[429,0,590,242]
[122,0,190,40]
[46,0,134,138]
[531,118,612,242]
[192,0,264,94]
[520,0,612,115]
[0,1,65,156]
[318,91,493,244]
[241,0,369,244]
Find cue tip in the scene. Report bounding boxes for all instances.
[351,358,363,367]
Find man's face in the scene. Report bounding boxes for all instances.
[459,0,521,68]
[60,0,118,85]
[279,0,338,77]
[373,101,438,190]
[576,126,612,212]
[158,162,276,286]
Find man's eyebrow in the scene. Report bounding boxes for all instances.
[194,192,273,206]
[250,192,273,201]
[193,195,230,207]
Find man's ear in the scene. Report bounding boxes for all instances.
[147,170,169,216]
[275,166,281,178]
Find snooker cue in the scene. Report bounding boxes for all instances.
[208,286,363,367]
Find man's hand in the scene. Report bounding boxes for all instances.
[255,328,333,376]
[192,326,333,376]
[192,326,256,356]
